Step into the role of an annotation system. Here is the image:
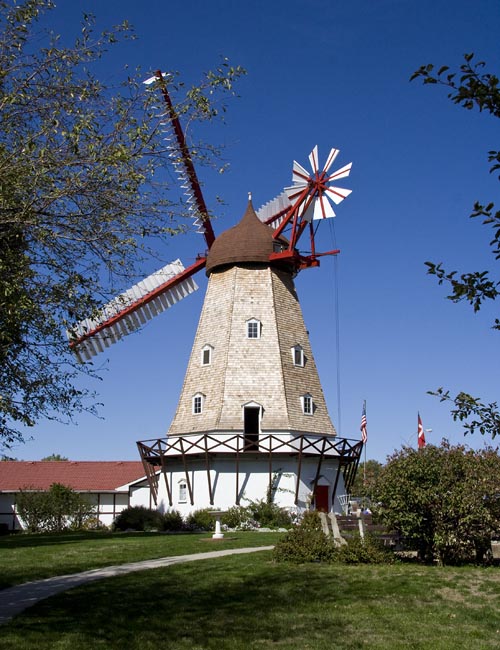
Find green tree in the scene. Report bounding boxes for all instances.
[16,482,96,532]
[411,54,500,439]
[373,441,500,564]
[350,459,383,501]
[0,1,245,448]
[41,454,68,461]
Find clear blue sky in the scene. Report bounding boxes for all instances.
[16,0,500,463]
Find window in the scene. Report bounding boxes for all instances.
[192,393,204,414]
[178,482,187,503]
[247,318,261,339]
[292,345,304,367]
[302,394,313,415]
[201,344,213,366]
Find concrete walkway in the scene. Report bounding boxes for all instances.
[0,545,274,625]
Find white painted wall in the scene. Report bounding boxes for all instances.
[130,456,346,517]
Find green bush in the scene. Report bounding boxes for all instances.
[246,499,292,528]
[221,506,251,529]
[334,534,395,564]
[113,506,163,532]
[160,510,184,532]
[16,483,96,532]
[185,508,217,531]
[273,511,335,563]
[273,526,336,563]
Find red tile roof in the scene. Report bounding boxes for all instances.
[0,461,145,492]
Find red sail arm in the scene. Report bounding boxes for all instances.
[154,71,216,249]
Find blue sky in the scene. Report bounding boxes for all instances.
[16,0,500,462]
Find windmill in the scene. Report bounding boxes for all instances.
[68,72,363,514]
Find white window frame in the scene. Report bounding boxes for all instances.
[178,480,187,503]
[246,318,261,339]
[192,392,204,415]
[301,393,313,415]
[201,344,213,366]
[292,344,304,367]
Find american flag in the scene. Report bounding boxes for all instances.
[360,401,367,444]
[418,413,426,449]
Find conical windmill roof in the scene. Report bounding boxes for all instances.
[205,201,289,275]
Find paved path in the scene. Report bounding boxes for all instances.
[0,545,274,625]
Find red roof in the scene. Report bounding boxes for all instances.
[0,461,145,492]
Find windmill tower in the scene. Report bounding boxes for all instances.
[69,72,362,515]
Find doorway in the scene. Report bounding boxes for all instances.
[314,485,329,512]
[244,406,260,451]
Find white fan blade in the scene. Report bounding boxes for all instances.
[284,183,307,203]
[325,186,352,204]
[313,195,336,220]
[323,148,340,174]
[301,200,315,223]
[328,162,352,181]
[292,160,310,185]
[308,145,319,175]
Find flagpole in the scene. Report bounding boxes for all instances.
[362,400,367,484]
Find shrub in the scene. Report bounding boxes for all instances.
[273,526,336,563]
[333,534,395,564]
[160,510,184,532]
[246,499,292,528]
[113,506,163,532]
[221,506,251,529]
[185,508,217,531]
[273,511,335,563]
[16,483,96,532]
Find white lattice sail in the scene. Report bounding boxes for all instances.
[68,259,198,362]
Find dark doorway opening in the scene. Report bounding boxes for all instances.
[244,406,260,451]
[314,485,329,512]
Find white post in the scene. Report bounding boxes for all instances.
[211,511,224,539]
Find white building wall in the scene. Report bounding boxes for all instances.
[130,456,346,517]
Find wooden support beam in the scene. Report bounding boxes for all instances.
[294,435,304,505]
[179,438,194,506]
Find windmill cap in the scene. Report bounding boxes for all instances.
[205,200,290,276]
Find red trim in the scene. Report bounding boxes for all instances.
[70,257,206,348]
[154,71,216,249]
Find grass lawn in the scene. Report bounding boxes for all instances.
[0,530,283,588]
[1,552,500,649]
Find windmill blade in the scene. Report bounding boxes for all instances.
[325,185,352,204]
[255,190,292,227]
[327,161,352,181]
[313,194,336,220]
[144,71,216,248]
[323,148,340,174]
[68,259,202,363]
[292,160,310,185]
[308,145,319,175]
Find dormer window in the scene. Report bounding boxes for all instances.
[192,392,205,415]
[201,344,213,366]
[246,318,261,339]
[292,344,304,367]
[301,393,313,415]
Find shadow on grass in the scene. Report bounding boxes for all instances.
[2,555,500,649]
[1,556,353,649]
[0,530,160,549]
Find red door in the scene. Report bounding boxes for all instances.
[314,485,329,512]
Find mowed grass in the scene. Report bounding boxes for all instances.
[1,552,500,649]
[0,530,282,588]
